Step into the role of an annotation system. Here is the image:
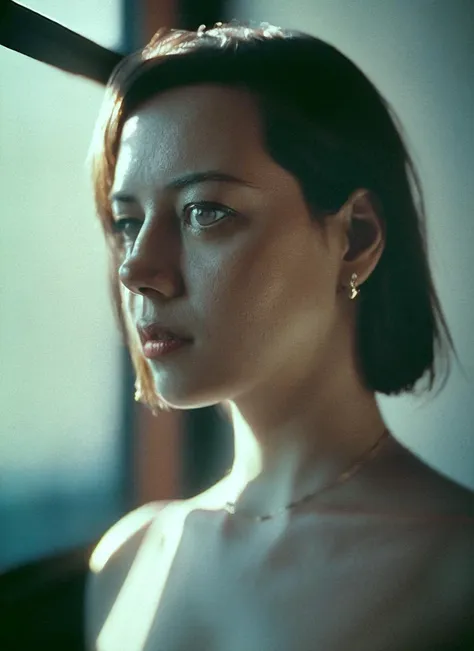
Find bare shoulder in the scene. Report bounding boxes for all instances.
[388,437,474,520]
[404,449,474,584]
[85,501,170,650]
[359,434,474,522]
[347,437,474,638]
[374,437,474,594]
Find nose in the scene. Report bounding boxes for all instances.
[118,221,184,299]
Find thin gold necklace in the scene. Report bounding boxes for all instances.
[224,427,391,522]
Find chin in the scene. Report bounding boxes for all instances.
[151,381,228,411]
[148,359,246,411]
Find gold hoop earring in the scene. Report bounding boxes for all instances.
[349,273,360,300]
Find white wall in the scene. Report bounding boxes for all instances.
[231,0,474,488]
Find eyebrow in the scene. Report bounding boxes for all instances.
[109,170,257,204]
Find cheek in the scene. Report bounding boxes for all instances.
[192,231,334,350]
[119,286,142,343]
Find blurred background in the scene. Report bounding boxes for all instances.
[0,0,473,586]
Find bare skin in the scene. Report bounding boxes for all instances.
[88,461,474,651]
[87,84,474,650]
[113,83,387,517]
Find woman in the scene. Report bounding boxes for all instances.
[86,22,474,651]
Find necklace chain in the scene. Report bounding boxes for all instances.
[224,427,390,522]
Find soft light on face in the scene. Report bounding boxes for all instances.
[110,84,343,409]
[112,116,139,192]
[121,115,139,141]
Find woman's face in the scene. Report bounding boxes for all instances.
[111,84,347,409]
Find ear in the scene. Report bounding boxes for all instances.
[338,188,385,287]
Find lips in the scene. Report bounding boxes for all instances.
[137,321,192,346]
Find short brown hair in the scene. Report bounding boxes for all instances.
[89,22,459,411]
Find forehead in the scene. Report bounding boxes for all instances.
[114,84,268,186]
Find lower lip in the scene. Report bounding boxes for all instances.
[143,338,191,359]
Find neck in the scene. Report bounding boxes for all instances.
[219,353,387,519]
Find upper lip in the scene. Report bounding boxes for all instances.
[136,319,192,345]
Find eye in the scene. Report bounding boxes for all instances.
[183,202,237,230]
[111,217,142,243]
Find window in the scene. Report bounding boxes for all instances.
[0,1,123,571]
